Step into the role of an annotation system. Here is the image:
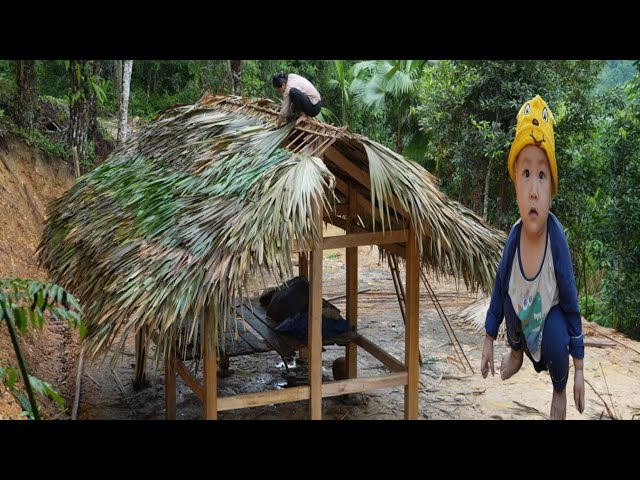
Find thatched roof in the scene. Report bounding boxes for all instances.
[38,94,505,364]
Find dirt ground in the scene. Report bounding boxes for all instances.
[2,135,640,421]
[76,225,640,421]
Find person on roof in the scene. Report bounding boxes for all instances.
[272,72,322,127]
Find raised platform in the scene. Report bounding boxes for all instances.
[233,299,359,359]
[174,299,359,361]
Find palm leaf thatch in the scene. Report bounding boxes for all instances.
[449,297,505,340]
[38,94,506,366]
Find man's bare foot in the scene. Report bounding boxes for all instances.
[550,388,567,420]
[295,113,309,126]
[500,348,523,380]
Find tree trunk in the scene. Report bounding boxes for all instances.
[113,60,123,108]
[395,111,403,154]
[117,60,133,145]
[87,61,102,143]
[69,60,101,164]
[229,60,242,96]
[395,135,403,154]
[14,60,37,129]
[482,158,492,221]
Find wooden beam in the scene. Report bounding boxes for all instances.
[323,229,408,250]
[215,373,407,412]
[325,216,407,258]
[354,335,405,373]
[404,222,420,420]
[325,147,409,217]
[325,147,372,193]
[346,183,358,379]
[165,346,176,420]
[203,305,217,420]
[328,203,349,216]
[218,385,310,411]
[308,196,323,420]
[298,252,308,279]
[322,372,407,398]
[333,175,381,223]
[175,357,204,402]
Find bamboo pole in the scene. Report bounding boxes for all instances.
[308,196,323,419]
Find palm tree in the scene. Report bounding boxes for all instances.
[326,60,351,125]
[350,60,428,157]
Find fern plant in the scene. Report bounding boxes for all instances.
[0,277,81,419]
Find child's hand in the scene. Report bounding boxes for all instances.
[573,369,585,414]
[480,334,495,378]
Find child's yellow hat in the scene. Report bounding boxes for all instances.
[508,95,557,197]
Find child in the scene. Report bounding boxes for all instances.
[480,95,585,420]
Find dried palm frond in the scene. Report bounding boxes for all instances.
[450,297,506,340]
[361,138,505,294]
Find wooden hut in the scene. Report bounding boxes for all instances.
[39,94,505,419]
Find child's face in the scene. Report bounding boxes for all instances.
[515,145,553,239]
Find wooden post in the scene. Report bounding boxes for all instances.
[308,196,323,419]
[404,222,420,419]
[72,146,81,178]
[346,182,358,378]
[134,326,147,390]
[203,304,218,419]
[165,339,176,420]
[299,252,309,279]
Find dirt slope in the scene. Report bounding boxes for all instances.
[0,134,79,419]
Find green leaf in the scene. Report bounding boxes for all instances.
[0,367,18,389]
[15,307,27,334]
[29,308,37,329]
[36,290,45,310]
[5,305,15,325]
[27,374,65,411]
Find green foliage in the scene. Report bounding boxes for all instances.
[10,124,71,159]
[560,63,640,339]
[597,71,640,337]
[595,60,636,95]
[350,60,429,157]
[326,60,351,125]
[0,368,65,419]
[129,60,209,119]
[37,61,70,98]
[0,277,82,419]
